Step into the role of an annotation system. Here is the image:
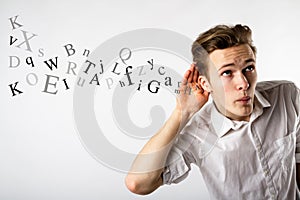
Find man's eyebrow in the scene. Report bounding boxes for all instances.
[245,58,256,63]
[219,58,256,70]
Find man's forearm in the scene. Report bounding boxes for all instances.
[125,108,188,195]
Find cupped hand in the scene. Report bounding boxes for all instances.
[176,64,210,121]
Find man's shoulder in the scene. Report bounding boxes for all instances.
[256,80,297,92]
[180,102,216,142]
[255,80,299,107]
[193,102,214,121]
[256,80,299,98]
[184,102,214,130]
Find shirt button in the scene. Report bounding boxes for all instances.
[264,169,269,176]
[257,146,262,152]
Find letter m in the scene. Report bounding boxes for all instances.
[174,89,180,94]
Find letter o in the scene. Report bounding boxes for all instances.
[26,73,38,86]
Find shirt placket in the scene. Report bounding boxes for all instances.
[250,124,277,200]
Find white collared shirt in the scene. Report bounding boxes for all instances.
[163,80,300,200]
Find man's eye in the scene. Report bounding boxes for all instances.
[221,70,232,76]
[244,65,255,72]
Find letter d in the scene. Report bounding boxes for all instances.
[9,56,20,68]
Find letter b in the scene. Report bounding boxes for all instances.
[63,44,75,57]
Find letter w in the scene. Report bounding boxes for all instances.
[44,56,58,70]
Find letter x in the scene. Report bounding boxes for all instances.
[16,30,37,52]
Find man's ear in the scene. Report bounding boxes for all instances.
[198,75,212,93]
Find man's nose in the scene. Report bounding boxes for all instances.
[236,73,249,91]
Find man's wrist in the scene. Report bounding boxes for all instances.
[173,107,192,128]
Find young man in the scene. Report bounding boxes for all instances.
[125,24,300,199]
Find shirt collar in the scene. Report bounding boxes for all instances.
[211,90,271,138]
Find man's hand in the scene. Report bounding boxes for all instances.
[176,64,210,122]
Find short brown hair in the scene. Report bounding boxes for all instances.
[192,24,256,76]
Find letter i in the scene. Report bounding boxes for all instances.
[137,80,142,91]
[62,78,70,90]
[99,60,104,74]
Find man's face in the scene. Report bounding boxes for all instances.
[203,44,257,121]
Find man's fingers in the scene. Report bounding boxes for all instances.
[187,67,194,83]
[182,64,199,86]
[182,70,191,85]
[193,68,199,83]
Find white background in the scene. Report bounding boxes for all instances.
[1,0,300,199]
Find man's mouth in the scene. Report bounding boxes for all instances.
[236,96,251,104]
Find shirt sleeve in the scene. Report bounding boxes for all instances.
[162,145,192,185]
[295,116,300,163]
[162,118,200,185]
[294,84,300,163]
